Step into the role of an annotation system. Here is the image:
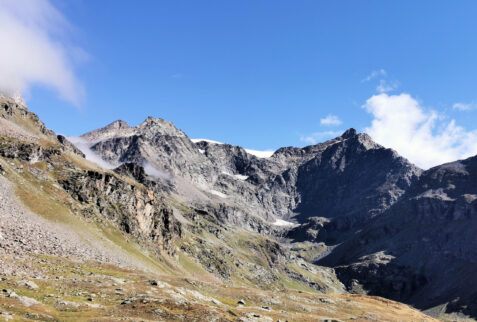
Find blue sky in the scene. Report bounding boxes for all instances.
[2,0,477,168]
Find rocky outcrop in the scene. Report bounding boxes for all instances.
[58,169,181,254]
[0,138,62,163]
[57,135,85,157]
[0,96,55,138]
[286,217,331,242]
[0,99,182,256]
[0,96,84,157]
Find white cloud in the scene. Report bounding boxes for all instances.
[362,69,399,93]
[300,131,342,144]
[363,93,477,169]
[143,162,172,181]
[376,79,399,93]
[0,0,84,105]
[453,102,476,111]
[320,114,342,126]
[362,69,387,82]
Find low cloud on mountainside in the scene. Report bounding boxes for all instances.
[0,0,84,105]
[363,93,477,169]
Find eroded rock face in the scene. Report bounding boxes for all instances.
[0,99,182,257]
[58,169,181,254]
[0,96,84,157]
[0,139,62,163]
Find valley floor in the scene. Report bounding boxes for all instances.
[0,254,438,321]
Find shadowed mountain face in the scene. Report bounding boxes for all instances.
[319,155,477,317]
[291,130,422,243]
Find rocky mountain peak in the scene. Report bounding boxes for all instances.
[81,116,188,143]
[337,128,378,146]
[0,93,26,106]
[137,116,187,138]
[340,128,357,139]
[108,120,131,130]
[140,116,164,125]
[81,119,135,142]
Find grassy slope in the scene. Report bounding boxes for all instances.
[0,255,438,321]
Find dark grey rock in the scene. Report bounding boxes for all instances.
[318,155,477,317]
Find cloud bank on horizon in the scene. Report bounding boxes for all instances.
[0,0,84,105]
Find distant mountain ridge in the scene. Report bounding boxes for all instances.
[78,117,421,233]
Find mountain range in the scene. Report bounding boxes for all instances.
[0,95,475,321]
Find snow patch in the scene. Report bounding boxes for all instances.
[245,149,275,158]
[191,138,223,145]
[192,138,274,158]
[272,219,298,227]
[221,171,248,180]
[210,190,227,198]
[198,149,205,154]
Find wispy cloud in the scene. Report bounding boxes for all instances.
[376,79,399,93]
[362,69,387,82]
[363,93,477,169]
[300,131,342,144]
[0,0,85,105]
[67,137,118,169]
[362,69,399,93]
[320,114,342,126]
[453,102,477,111]
[143,162,172,181]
